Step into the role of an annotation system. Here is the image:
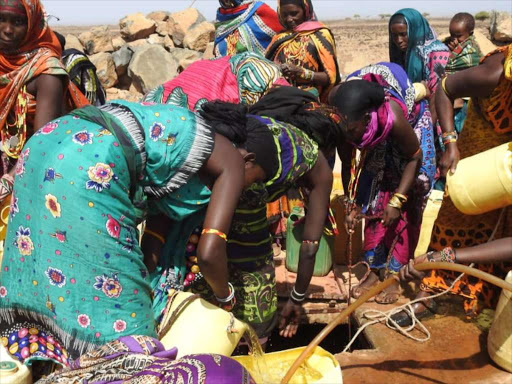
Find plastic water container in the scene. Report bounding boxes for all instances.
[285,208,333,277]
[0,345,32,384]
[233,346,343,384]
[159,291,247,358]
[488,270,512,373]
[447,142,512,215]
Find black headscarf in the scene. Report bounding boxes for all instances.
[200,101,279,180]
[331,80,385,121]
[249,86,343,149]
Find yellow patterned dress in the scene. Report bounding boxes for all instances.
[422,45,512,316]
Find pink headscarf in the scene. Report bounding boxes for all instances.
[355,97,394,149]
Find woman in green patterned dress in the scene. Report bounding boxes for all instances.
[0,100,279,365]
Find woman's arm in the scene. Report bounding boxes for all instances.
[196,134,245,300]
[400,237,512,282]
[436,51,504,176]
[385,100,422,227]
[279,152,332,337]
[33,74,65,131]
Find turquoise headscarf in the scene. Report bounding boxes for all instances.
[389,8,446,83]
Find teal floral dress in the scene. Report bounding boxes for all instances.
[0,101,214,364]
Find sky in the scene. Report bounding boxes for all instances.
[43,0,511,26]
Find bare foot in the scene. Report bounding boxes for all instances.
[375,278,401,304]
[351,270,380,299]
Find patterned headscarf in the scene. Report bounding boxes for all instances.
[219,0,253,9]
[278,0,317,25]
[389,8,447,83]
[0,0,25,15]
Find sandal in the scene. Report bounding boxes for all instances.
[390,300,438,327]
[375,289,401,304]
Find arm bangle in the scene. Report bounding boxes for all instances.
[441,77,453,99]
[144,229,166,245]
[291,286,307,303]
[215,282,235,303]
[201,228,228,241]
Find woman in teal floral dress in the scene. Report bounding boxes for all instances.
[0,100,277,365]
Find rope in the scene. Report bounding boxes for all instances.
[341,207,506,352]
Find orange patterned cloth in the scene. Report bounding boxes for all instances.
[0,0,89,139]
[423,44,512,317]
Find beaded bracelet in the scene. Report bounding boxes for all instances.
[201,228,227,241]
[144,229,166,245]
[215,282,235,303]
[440,247,457,263]
[301,69,314,81]
[302,239,319,245]
[426,251,436,262]
[443,138,458,145]
[290,286,307,303]
[441,131,458,139]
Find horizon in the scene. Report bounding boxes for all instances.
[43,1,511,26]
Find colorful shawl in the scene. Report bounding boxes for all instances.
[214,1,281,57]
[0,0,89,157]
[144,52,288,110]
[444,35,482,74]
[478,44,512,134]
[389,8,449,84]
[37,335,255,383]
[266,0,340,101]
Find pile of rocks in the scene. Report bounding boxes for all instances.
[64,8,216,101]
[490,11,512,43]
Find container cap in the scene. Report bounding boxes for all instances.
[0,361,19,376]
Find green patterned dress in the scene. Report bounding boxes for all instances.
[0,101,214,364]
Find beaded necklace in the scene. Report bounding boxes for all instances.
[346,147,366,212]
[2,86,29,159]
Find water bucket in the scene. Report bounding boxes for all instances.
[0,345,32,384]
[488,270,512,373]
[233,346,343,384]
[285,208,333,277]
[159,291,247,358]
[446,142,512,215]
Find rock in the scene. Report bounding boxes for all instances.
[120,12,156,42]
[112,36,125,51]
[167,8,206,47]
[156,20,170,36]
[106,88,142,103]
[147,33,166,47]
[490,12,512,42]
[147,11,169,22]
[164,35,175,50]
[183,21,215,52]
[202,42,215,60]
[117,74,132,90]
[128,45,179,93]
[112,45,133,76]
[474,30,497,56]
[126,39,149,51]
[78,26,113,54]
[168,47,202,69]
[89,52,118,88]
[64,34,83,51]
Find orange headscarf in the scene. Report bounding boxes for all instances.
[0,0,89,142]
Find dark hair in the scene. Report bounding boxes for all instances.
[280,0,304,7]
[331,80,385,122]
[54,31,66,50]
[389,14,406,26]
[199,101,279,180]
[451,12,475,33]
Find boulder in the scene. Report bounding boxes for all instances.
[474,30,497,56]
[202,42,215,60]
[117,74,132,90]
[164,35,175,50]
[64,34,83,51]
[183,21,215,52]
[106,88,142,103]
[112,35,125,51]
[147,33,166,47]
[78,26,113,54]
[168,47,202,67]
[120,12,156,42]
[490,11,512,42]
[126,39,149,51]
[89,52,118,89]
[112,45,133,76]
[147,11,169,22]
[156,20,171,37]
[167,8,206,47]
[128,44,179,93]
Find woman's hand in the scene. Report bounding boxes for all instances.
[280,63,303,81]
[278,298,303,338]
[344,205,361,234]
[439,142,460,177]
[381,205,400,227]
[399,253,430,282]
